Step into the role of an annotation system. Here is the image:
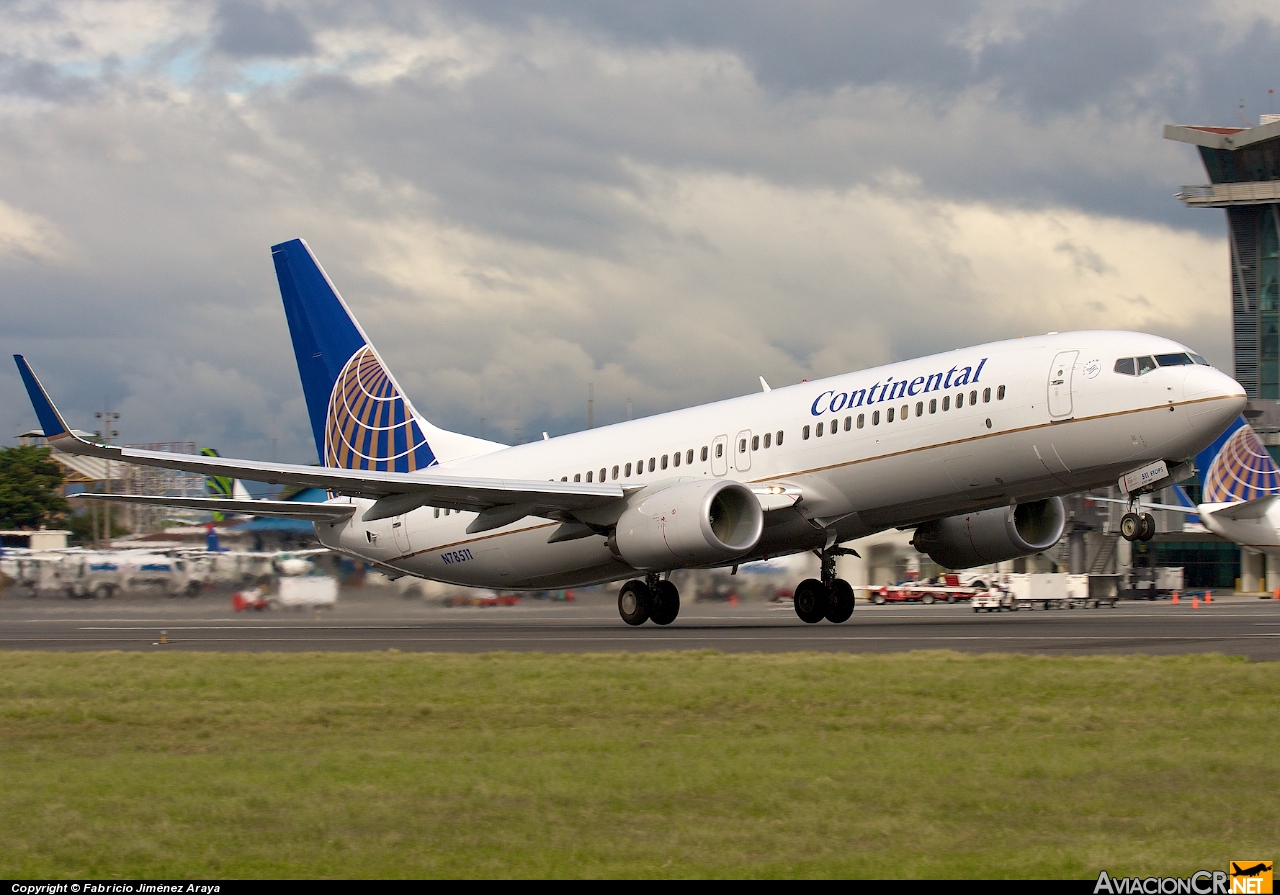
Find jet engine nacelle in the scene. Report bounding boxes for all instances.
[611,479,764,570]
[912,497,1066,570]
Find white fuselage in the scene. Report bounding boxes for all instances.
[313,331,1245,588]
[1198,503,1280,554]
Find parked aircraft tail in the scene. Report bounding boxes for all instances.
[1194,415,1280,503]
[271,239,502,471]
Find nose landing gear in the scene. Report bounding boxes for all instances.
[1120,507,1156,542]
[794,544,858,624]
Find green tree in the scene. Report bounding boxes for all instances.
[0,446,69,530]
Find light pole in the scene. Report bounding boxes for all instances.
[94,401,119,548]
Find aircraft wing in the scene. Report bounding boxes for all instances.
[69,493,357,522]
[1204,495,1278,521]
[16,355,624,522]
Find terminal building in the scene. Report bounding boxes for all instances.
[1158,116,1280,590]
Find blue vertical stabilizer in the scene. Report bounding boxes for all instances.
[1195,415,1280,503]
[271,239,437,472]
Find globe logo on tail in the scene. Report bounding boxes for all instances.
[324,346,435,472]
[1203,424,1280,503]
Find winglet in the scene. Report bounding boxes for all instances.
[13,355,73,442]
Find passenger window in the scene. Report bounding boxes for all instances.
[625,462,632,477]
[983,388,990,403]
[586,471,592,482]
[969,390,977,405]
[739,438,748,452]
[929,398,936,414]
[956,392,964,408]
[673,451,681,467]
[752,435,759,451]
[1136,356,1157,375]
[857,413,865,429]
[764,432,772,448]
[434,508,440,518]
[803,425,811,440]
[701,446,708,461]
[686,449,694,464]
[901,404,908,420]
[816,422,824,437]
[661,455,668,470]
[612,465,619,480]
[649,458,656,472]
[872,410,880,425]
[776,430,784,445]
[574,474,581,482]
[997,385,1006,400]
[600,468,606,482]
[942,396,950,411]
[887,407,895,423]
[637,459,644,474]
[916,401,923,416]
[716,443,723,458]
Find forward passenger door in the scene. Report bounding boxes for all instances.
[711,434,729,476]
[1048,350,1078,420]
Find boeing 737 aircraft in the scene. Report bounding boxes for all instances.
[14,239,1247,626]
[1096,415,1280,554]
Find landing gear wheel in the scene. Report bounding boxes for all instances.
[794,578,829,624]
[649,580,681,626]
[618,579,652,626]
[1120,512,1141,541]
[1139,513,1156,541]
[825,579,855,623]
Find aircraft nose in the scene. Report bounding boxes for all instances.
[1184,365,1246,432]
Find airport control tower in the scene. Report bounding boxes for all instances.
[1165,117,1280,430]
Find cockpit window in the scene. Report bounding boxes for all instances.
[1114,358,1136,376]
[1156,352,1193,367]
[1190,354,1210,366]
[1136,356,1157,375]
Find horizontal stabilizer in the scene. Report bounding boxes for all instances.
[1204,495,1278,521]
[1086,495,1200,516]
[71,493,356,522]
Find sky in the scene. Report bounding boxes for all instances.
[1,0,1277,466]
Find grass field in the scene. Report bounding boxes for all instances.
[0,650,1276,878]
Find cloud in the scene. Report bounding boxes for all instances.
[0,199,67,263]
[0,1,1253,465]
[214,0,314,59]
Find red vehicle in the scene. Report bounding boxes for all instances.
[870,574,984,605]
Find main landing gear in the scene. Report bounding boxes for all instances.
[618,573,680,626]
[1120,504,1156,543]
[794,546,857,624]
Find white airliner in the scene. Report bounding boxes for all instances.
[14,239,1246,626]
[1096,415,1280,555]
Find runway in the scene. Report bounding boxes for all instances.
[2,590,1280,658]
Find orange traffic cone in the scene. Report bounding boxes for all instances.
[1171,591,1179,604]
[1273,587,1279,600]
[1192,595,1200,609]
[1205,591,1213,604]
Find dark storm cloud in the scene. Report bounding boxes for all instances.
[215,0,315,58]
[0,53,95,100]
[0,0,1263,460]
